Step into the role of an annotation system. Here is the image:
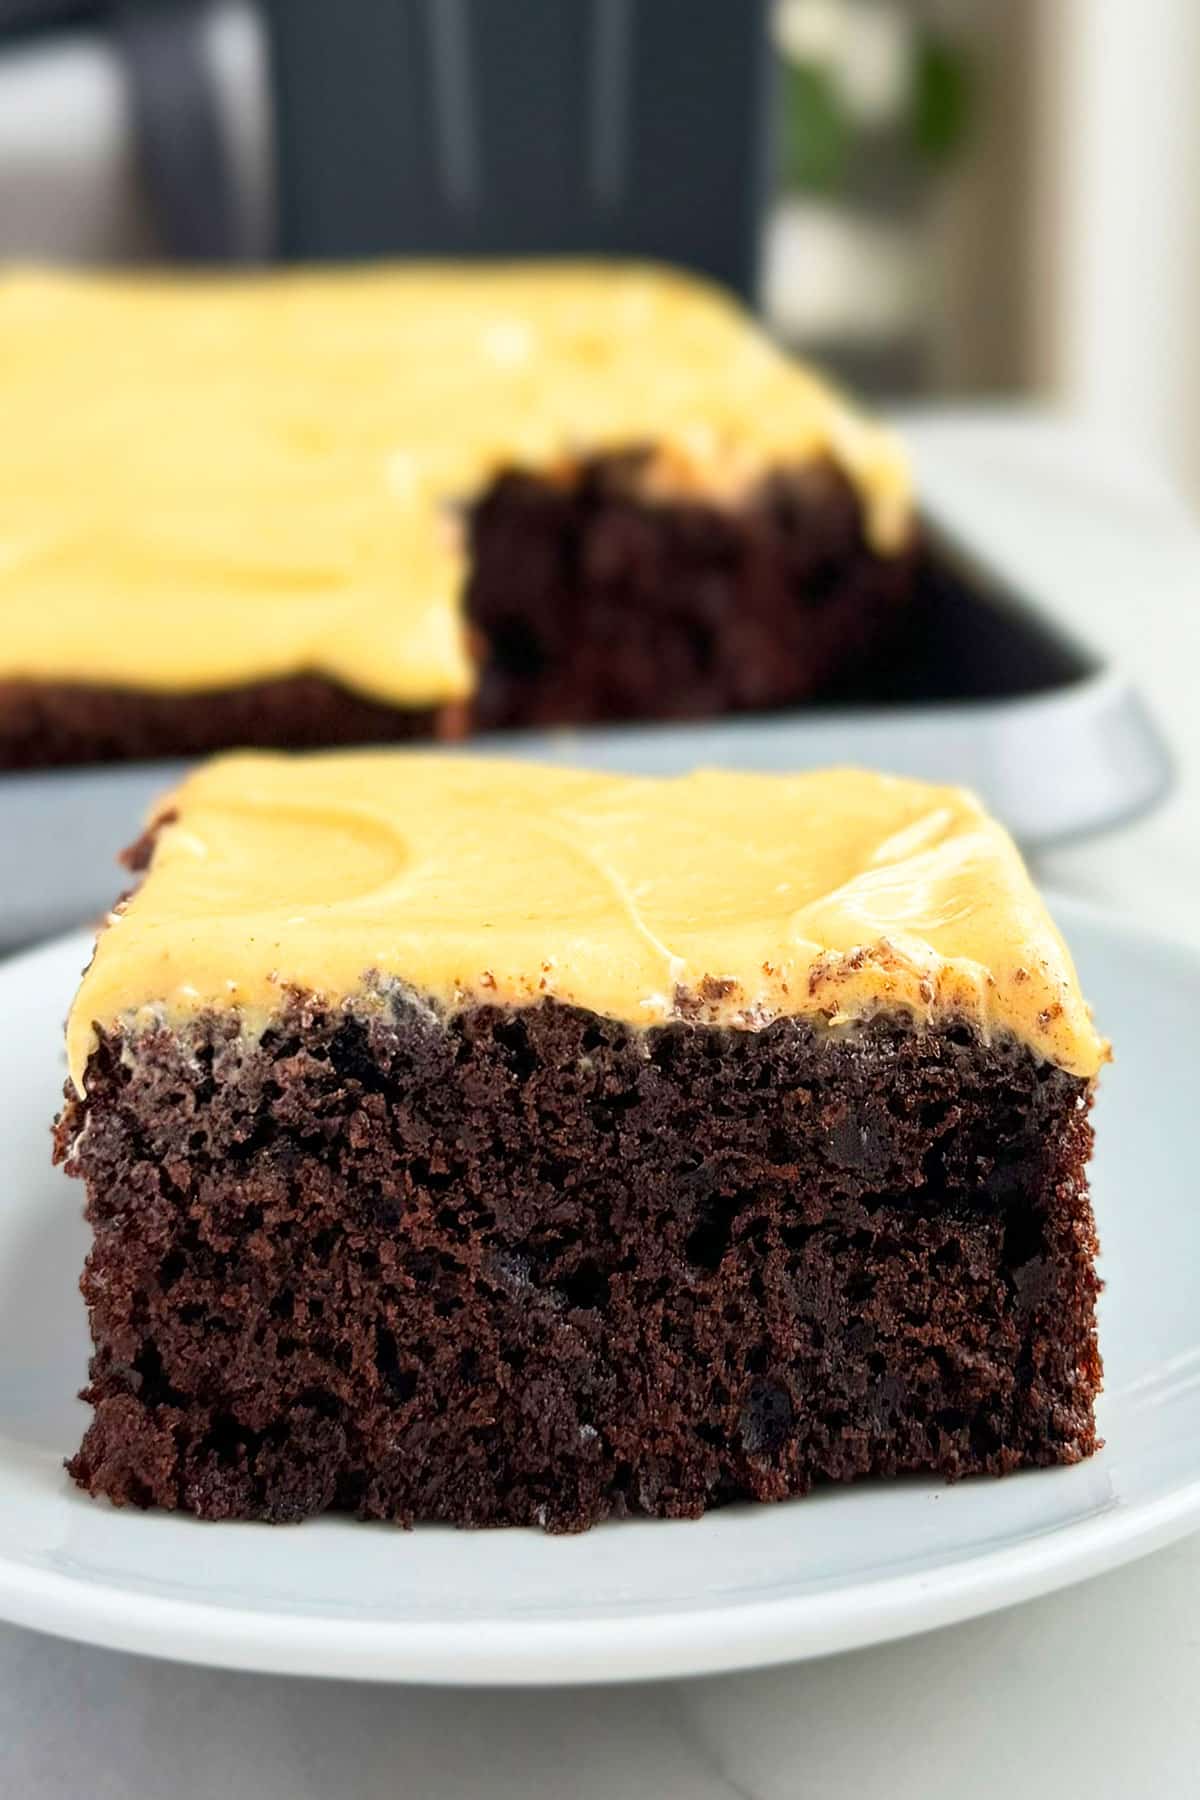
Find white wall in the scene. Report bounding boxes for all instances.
[1030,0,1200,501]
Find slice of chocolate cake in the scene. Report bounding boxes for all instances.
[55,757,1106,1530]
[0,264,914,767]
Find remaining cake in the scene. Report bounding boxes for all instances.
[56,755,1106,1529]
[0,264,915,767]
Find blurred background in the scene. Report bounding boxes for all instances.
[1,0,1198,507]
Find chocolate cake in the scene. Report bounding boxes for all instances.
[0,264,915,768]
[56,757,1106,1529]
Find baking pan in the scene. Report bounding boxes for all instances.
[0,472,1171,952]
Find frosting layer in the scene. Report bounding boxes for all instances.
[67,756,1106,1090]
[0,263,911,708]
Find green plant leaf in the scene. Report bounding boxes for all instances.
[912,32,972,162]
[780,59,850,194]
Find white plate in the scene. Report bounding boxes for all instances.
[1,898,1198,1686]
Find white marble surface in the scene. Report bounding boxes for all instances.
[5,1535,1200,1796]
[4,413,1199,1796]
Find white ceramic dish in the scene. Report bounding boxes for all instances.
[0,896,1197,1686]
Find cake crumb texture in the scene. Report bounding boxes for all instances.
[59,1001,1101,1530]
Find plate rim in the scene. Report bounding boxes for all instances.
[2,894,1199,1687]
[1,1476,1199,1686]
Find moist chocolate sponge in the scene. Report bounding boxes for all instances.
[57,996,1100,1531]
[466,455,915,731]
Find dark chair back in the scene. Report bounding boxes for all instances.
[265,0,772,301]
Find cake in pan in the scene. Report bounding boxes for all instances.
[0,263,915,766]
[56,755,1105,1529]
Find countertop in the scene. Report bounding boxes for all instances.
[4,413,1199,1798]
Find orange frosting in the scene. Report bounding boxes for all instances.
[67,756,1106,1091]
[0,262,912,708]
